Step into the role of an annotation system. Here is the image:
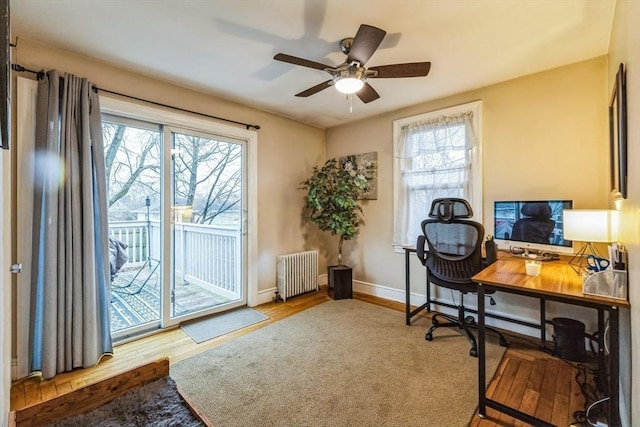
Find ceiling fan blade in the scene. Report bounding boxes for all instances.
[347,24,386,66]
[274,53,333,71]
[295,80,333,97]
[356,83,380,104]
[368,62,431,78]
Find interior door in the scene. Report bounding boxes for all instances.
[14,77,38,379]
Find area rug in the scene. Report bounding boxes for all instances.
[180,307,269,343]
[172,299,505,427]
[46,377,204,427]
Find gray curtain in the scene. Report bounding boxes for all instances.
[30,70,112,379]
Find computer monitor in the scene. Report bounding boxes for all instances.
[494,200,573,255]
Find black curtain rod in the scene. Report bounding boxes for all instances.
[11,64,261,131]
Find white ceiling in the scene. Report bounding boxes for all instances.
[11,0,616,129]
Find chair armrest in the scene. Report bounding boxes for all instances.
[484,238,497,266]
[416,235,428,266]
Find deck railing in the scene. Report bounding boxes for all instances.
[109,221,150,266]
[108,221,241,298]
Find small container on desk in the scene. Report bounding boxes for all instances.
[525,260,542,276]
[583,269,628,300]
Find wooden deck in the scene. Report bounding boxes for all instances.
[11,289,595,426]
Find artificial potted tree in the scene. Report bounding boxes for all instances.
[299,157,375,299]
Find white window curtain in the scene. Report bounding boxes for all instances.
[393,110,480,248]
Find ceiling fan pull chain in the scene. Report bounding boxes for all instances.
[349,93,353,113]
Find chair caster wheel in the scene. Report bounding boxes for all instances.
[499,338,508,347]
[425,333,433,341]
[464,316,476,325]
[469,348,478,357]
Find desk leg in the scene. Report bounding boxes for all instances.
[596,309,606,393]
[477,283,487,418]
[405,249,411,326]
[538,298,554,355]
[540,298,546,342]
[609,307,620,427]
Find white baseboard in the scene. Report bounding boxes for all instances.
[257,274,329,307]
[11,358,17,381]
[352,279,546,340]
[256,287,279,306]
[261,277,550,341]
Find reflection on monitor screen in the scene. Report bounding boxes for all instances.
[494,200,573,255]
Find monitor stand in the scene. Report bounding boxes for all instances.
[512,247,560,262]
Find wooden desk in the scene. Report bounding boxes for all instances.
[472,258,629,427]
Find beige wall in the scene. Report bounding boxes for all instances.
[2,151,9,425]
[327,46,637,424]
[608,0,640,425]
[10,37,326,300]
[326,57,609,289]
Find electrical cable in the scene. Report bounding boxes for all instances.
[585,397,609,426]
[603,320,610,355]
[552,329,609,426]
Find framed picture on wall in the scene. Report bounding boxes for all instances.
[339,151,378,200]
[609,63,627,198]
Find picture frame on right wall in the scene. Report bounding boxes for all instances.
[609,63,627,199]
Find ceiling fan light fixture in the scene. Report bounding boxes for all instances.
[334,65,365,94]
[335,77,364,94]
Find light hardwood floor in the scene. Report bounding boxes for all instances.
[11,290,593,426]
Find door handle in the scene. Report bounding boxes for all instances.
[10,263,22,274]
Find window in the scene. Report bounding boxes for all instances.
[393,101,482,249]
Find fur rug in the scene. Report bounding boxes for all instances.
[46,376,204,427]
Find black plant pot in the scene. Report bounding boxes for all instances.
[328,265,352,300]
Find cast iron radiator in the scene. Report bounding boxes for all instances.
[276,250,319,301]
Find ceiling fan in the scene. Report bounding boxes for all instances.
[274,24,431,104]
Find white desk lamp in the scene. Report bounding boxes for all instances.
[563,209,618,274]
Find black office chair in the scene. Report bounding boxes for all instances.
[511,201,555,244]
[416,198,508,357]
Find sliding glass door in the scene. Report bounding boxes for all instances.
[104,116,246,339]
[14,79,254,377]
[169,129,245,321]
[104,116,162,335]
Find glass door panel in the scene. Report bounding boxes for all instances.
[103,115,162,337]
[170,130,245,319]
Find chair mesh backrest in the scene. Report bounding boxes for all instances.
[422,198,485,284]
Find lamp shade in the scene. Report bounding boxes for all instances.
[563,209,619,243]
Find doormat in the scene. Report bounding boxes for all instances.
[180,307,268,343]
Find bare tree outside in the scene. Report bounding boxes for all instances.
[173,132,242,225]
[102,121,242,225]
[103,123,160,219]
